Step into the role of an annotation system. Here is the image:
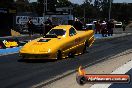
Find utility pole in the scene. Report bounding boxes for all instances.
[84,7,86,24]
[45,0,47,11]
[43,0,47,35]
[109,0,112,21]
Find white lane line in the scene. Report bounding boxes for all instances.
[90,59,132,88]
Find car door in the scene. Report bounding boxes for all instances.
[71,27,85,54]
[68,27,77,52]
[62,27,76,55]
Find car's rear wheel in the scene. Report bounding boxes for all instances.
[57,50,62,60]
[68,52,74,58]
[83,41,89,53]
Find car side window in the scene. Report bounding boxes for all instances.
[69,27,77,36]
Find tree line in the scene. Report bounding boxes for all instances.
[0,0,132,22]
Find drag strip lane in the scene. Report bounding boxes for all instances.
[0,34,132,88]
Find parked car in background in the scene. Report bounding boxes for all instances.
[85,23,95,30]
[114,22,122,28]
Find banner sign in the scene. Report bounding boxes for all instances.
[0,38,20,49]
[16,16,44,25]
[16,15,73,25]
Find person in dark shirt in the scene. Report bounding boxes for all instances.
[122,20,126,31]
[95,21,101,34]
[101,21,107,37]
[44,18,52,34]
[107,21,114,36]
[27,18,34,36]
[73,18,83,30]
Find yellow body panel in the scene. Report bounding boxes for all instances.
[19,25,94,59]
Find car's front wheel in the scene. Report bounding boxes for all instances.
[57,50,62,60]
[68,52,74,58]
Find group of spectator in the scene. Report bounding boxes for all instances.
[26,17,84,36]
[72,18,115,37]
[73,18,83,30]
[95,20,114,37]
[26,17,52,36]
[27,17,123,37]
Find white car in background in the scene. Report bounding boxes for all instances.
[114,22,122,28]
[85,23,95,30]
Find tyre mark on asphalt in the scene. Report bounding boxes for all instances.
[34,38,132,88]
[0,35,132,88]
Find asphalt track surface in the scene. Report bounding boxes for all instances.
[109,69,132,88]
[0,34,132,88]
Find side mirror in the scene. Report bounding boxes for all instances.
[69,34,72,36]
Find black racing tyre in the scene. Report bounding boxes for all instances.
[83,41,89,53]
[76,75,87,85]
[57,50,62,60]
[68,52,74,58]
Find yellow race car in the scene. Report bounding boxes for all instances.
[19,25,94,60]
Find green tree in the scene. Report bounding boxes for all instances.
[73,0,97,23]
[37,0,57,16]
[29,2,38,12]
[56,0,72,7]
[15,0,30,12]
[94,0,113,20]
[0,0,15,8]
[111,3,132,22]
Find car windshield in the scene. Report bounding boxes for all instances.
[47,29,66,36]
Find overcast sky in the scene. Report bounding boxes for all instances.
[30,0,132,4]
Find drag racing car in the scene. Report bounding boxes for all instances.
[19,25,94,60]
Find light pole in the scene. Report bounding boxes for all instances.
[84,7,86,24]
[108,0,112,20]
[43,0,47,35]
[43,0,47,16]
[45,0,47,11]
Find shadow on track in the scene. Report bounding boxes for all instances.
[17,51,90,63]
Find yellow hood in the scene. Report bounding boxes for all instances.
[20,38,62,54]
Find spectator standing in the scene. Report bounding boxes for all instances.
[95,21,101,34]
[73,18,83,30]
[39,23,44,35]
[122,20,126,31]
[101,21,107,37]
[107,21,114,36]
[44,18,52,34]
[27,18,34,36]
[122,24,126,31]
